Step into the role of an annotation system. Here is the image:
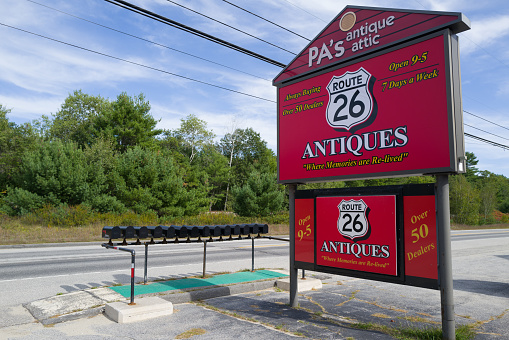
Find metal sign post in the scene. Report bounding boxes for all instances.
[289,184,298,307]
[436,174,455,339]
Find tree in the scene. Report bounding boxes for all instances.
[191,145,230,211]
[232,171,285,216]
[450,174,480,225]
[3,139,105,214]
[0,105,38,190]
[109,147,208,216]
[219,127,276,187]
[171,114,215,163]
[95,93,162,153]
[48,90,111,148]
[465,151,480,181]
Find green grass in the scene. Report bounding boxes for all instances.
[351,322,476,340]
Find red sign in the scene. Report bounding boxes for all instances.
[316,195,397,276]
[273,6,469,85]
[404,195,438,280]
[295,198,314,264]
[278,33,457,183]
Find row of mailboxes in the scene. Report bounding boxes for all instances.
[102,223,269,241]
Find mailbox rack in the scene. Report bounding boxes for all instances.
[101,223,271,304]
[102,223,269,245]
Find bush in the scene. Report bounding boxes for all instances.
[26,204,93,227]
[86,194,127,213]
[1,187,47,215]
[232,171,286,217]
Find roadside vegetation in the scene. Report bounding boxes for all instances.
[1,91,508,245]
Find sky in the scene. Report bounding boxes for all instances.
[1,0,509,177]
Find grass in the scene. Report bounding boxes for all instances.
[0,211,290,245]
[351,322,476,340]
[175,328,207,339]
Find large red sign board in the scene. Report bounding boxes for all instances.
[278,32,461,183]
[273,6,469,85]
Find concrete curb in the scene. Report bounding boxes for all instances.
[23,278,281,325]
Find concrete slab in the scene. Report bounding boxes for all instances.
[104,297,173,323]
[276,277,322,292]
[23,287,124,325]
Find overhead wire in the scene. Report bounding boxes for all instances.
[465,133,509,150]
[464,110,509,132]
[0,22,276,103]
[25,0,271,82]
[15,1,509,155]
[104,0,286,68]
[464,123,509,142]
[166,0,297,55]
[220,0,311,41]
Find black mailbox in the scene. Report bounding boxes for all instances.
[204,225,221,236]
[183,225,200,238]
[146,226,163,238]
[133,226,148,239]
[196,225,211,237]
[160,225,175,238]
[174,225,188,238]
[229,224,241,235]
[102,226,121,239]
[118,226,135,239]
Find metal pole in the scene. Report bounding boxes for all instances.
[436,174,455,339]
[302,269,306,279]
[203,241,207,278]
[251,237,255,272]
[130,251,135,305]
[144,243,148,285]
[101,244,136,305]
[288,184,298,307]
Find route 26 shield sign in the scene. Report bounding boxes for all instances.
[337,198,371,241]
[326,67,378,133]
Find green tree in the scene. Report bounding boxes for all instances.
[48,90,111,148]
[450,174,480,225]
[190,145,230,211]
[171,114,215,163]
[95,93,162,153]
[3,139,105,214]
[465,151,480,181]
[0,105,38,190]
[109,147,207,216]
[232,171,285,216]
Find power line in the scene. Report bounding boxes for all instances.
[279,0,327,23]
[221,0,310,41]
[464,123,509,142]
[464,110,509,132]
[166,0,297,55]
[0,22,276,103]
[465,133,509,150]
[104,0,286,68]
[25,0,271,82]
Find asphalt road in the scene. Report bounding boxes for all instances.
[0,229,508,338]
[0,238,290,307]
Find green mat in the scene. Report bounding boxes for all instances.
[110,270,288,298]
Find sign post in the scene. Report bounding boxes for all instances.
[274,5,470,338]
[437,175,455,339]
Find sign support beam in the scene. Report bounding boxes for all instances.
[436,174,455,339]
[288,184,298,307]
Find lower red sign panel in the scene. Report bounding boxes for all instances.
[316,195,398,276]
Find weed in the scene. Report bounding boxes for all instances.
[175,328,207,339]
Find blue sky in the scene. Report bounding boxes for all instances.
[1,0,509,177]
